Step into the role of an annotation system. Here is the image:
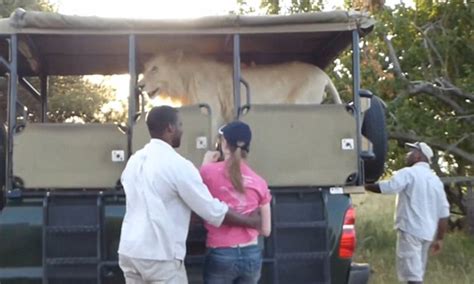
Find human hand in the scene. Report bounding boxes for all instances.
[202,151,221,165]
[430,240,443,255]
[247,208,262,230]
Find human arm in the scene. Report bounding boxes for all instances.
[201,162,261,229]
[372,168,411,194]
[364,183,381,193]
[176,161,228,227]
[223,208,261,229]
[257,183,272,236]
[432,187,450,255]
[202,150,221,166]
[431,217,448,255]
[176,161,259,229]
[260,203,271,237]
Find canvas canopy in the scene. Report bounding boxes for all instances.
[0,8,374,75]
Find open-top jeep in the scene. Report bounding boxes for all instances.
[0,9,386,284]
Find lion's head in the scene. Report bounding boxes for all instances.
[138,51,187,100]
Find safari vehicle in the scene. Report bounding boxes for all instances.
[0,8,387,284]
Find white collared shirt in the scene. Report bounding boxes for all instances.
[379,162,450,241]
[118,139,228,260]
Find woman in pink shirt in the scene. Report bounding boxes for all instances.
[200,121,272,284]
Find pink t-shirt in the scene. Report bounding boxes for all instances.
[200,161,271,248]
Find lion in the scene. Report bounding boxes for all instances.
[138,52,342,135]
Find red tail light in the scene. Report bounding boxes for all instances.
[339,206,356,259]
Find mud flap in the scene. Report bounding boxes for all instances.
[348,263,370,284]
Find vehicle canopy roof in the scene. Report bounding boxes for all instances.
[0,8,374,76]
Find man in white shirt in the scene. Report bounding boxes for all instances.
[365,142,450,284]
[118,106,261,284]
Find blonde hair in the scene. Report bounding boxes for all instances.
[226,143,248,194]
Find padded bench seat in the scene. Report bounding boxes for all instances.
[241,104,358,187]
[13,123,127,189]
[132,104,212,167]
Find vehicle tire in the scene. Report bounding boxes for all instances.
[362,95,387,183]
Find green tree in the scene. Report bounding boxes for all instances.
[355,1,474,226]
[0,0,123,124]
[45,76,121,123]
[0,0,54,16]
[236,0,474,227]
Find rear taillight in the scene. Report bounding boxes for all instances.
[339,206,356,259]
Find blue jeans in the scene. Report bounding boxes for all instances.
[203,245,262,284]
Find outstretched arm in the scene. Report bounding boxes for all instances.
[368,168,411,195]
[364,183,381,193]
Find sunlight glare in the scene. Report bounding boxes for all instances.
[52,0,414,115]
[149,96,183,108]
[53,0,237,19]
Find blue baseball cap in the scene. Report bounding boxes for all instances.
[218,121,252,152]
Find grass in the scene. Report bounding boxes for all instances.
[352,193,474,284]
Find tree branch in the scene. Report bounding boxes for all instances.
[455,114,474,120]
[413,22,448,78]
[447,133,473,151]
[389,131,474,164]
[383,34,408,81]
[382,27,472,122]
[441,176,474,184]
[415,24,438,77]
[408,81,466,114]
[437,77,474,101]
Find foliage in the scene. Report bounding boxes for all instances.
[236,0,474,227]
[0,0,54,17]
[345,1,474,222]
[46,76,122,123]
[236,0,474,174]
[363,1,473,176]
[0,0,123,125]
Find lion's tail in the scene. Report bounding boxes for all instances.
[325,77,342,104]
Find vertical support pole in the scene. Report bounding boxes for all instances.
[96,194,104,283]
[232,34,241,119]
[40,74,48,122]
[352,30,364,185]
[6,34,18,192]
[42,193,49,284]
[128,34,137,157]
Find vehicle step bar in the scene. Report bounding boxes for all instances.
[275,252,328,260]
[45,257,99,265]
[46,225,99,233]
[274,221,326,229]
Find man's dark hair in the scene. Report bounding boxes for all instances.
[146,106,178,137]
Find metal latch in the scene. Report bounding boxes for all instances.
[196,136,208,149]
[111,150,125,162]
[341,138,355,150]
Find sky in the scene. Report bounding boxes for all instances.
[52,0,413,19]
